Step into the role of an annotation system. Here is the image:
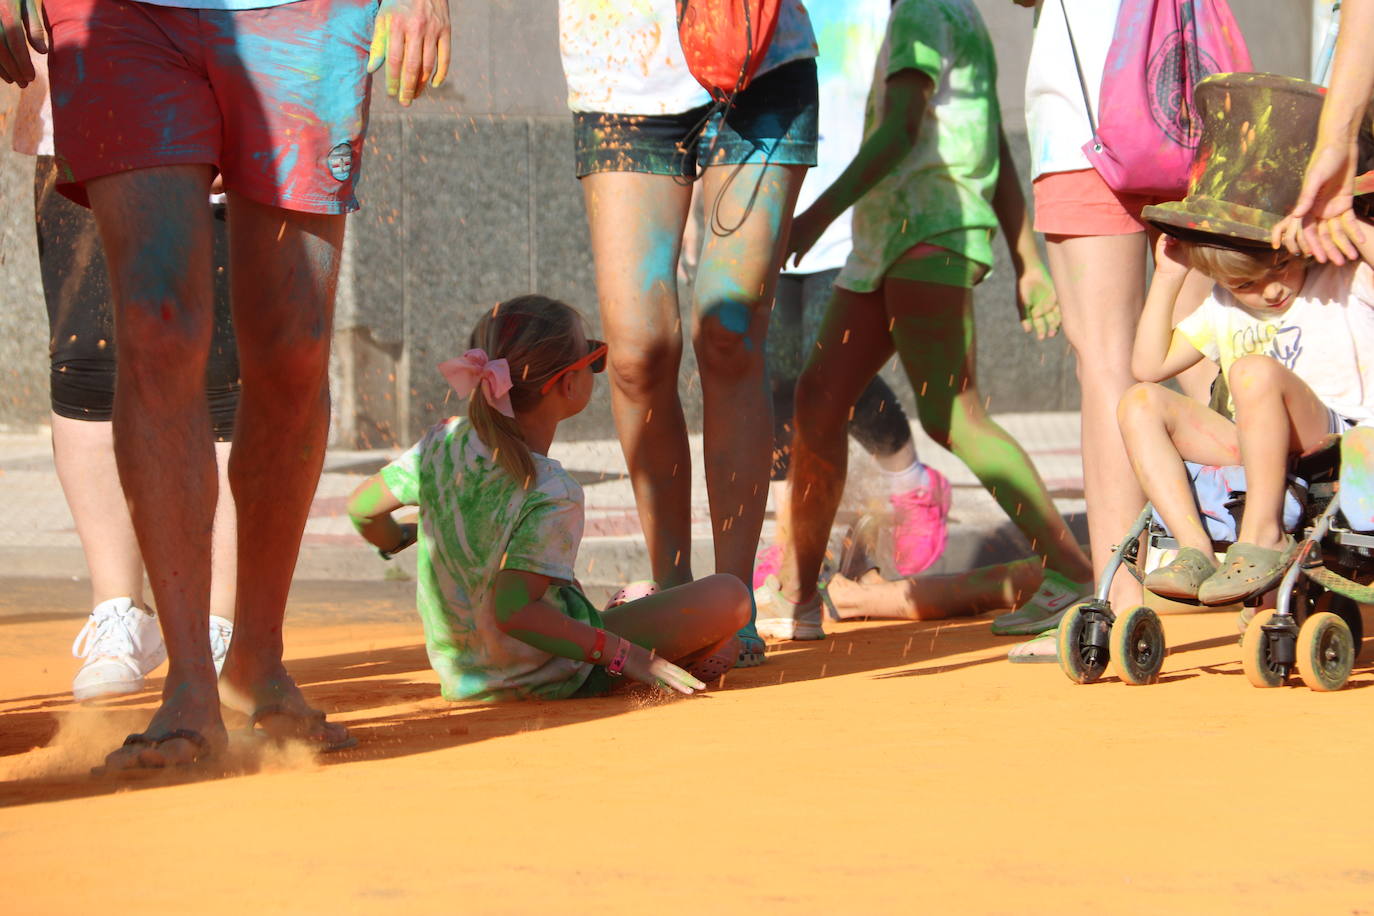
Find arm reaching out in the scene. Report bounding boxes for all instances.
[1132,235,1206,382]
[991,125,1061,340]
[492,569,706,695]
[787,68,932,267]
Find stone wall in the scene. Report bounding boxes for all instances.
[0,0,1313,443]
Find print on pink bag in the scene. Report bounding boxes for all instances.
[1064,0,1253,197]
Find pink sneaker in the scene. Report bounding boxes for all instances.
[752,543,782,590]
[889,468,952,576]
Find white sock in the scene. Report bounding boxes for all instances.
[879,458,928,494]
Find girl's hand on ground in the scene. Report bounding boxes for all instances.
[620,645,706,695]
[369,0,452,107]
[1015,264,1061,340]
[1273,141,1361,264]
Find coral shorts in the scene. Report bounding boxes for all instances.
[45,0,378,214]
[1033,168,1166,237]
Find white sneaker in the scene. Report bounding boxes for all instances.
[71,597,167,702]
[209,615,234,675]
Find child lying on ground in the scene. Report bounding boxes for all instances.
[347,295,749,701]
[826,559,1044,622]
[1120,227,1374,604]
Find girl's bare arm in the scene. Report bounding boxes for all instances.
[347,474,411,552]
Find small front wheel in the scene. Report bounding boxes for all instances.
[1241,609,1287,688]
[1296,611,1355,692]
[1111,605,1165,686]
[1058,602,1111,684]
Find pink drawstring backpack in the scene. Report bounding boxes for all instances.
[1063,0,1253,197]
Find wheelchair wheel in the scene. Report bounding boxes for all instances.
[1241,609,1289,688]
[1058,602,1111,684]
[1296,611,1355,692]
[1111,605,1165,686]
[1308,589,1363,661]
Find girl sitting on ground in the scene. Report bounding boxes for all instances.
[1120,229,1374,605]
[347,295,749,700]
[756,0,1092,641]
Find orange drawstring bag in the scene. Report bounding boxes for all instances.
[676,0,783,104]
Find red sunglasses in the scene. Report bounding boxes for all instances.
[540,339,608,394]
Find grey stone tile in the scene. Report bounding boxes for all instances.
[0,149,50,432]
[404,117,532,437]
[489,0,569,116]
[347,114,405,344]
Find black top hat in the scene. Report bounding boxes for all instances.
[1143,73,1373,249]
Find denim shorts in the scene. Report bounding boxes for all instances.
[573,59,818,179]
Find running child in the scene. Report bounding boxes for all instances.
[1120,229,1374,605]
[757,0,1090,640]
[347,295,749,701]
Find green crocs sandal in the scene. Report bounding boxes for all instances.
[991,569,1092,636]
[1197,536,1298,606]
[1143,547,1218,600]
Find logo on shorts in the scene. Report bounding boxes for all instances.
[326,143,354,182]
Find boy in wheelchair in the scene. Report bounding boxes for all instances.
[1118,223,1374,607]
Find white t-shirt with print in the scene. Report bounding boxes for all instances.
[1176,261,1374,423]
[559,0,817,115]
[783,0,887,275]
[1024,0,1122,180]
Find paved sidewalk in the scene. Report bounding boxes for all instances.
[0,411,1085,590]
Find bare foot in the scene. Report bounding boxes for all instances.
[826,573,874,619]
[95,677,227,775]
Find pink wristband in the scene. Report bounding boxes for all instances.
[607,637,631,677]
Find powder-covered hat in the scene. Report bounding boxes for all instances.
[1143,72,1372,249]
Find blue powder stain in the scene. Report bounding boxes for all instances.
[632,222,681,295]
[716,301,750,334]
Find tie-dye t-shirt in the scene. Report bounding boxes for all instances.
[1176,261,1374,422]
[381,417,596,702]
[783,0,887,275]
[559,0,817,115]
[837,0,999,294]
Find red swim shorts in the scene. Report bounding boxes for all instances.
[45,0,378,214]
[1032,168,1166,237]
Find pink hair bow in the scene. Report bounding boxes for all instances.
[439,349,516,418]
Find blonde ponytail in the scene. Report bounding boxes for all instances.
[468,388,536,485]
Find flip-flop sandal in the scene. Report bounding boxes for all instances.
[246,704,358,753]
[1197,536,1298,606]
[91,728,215,778]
